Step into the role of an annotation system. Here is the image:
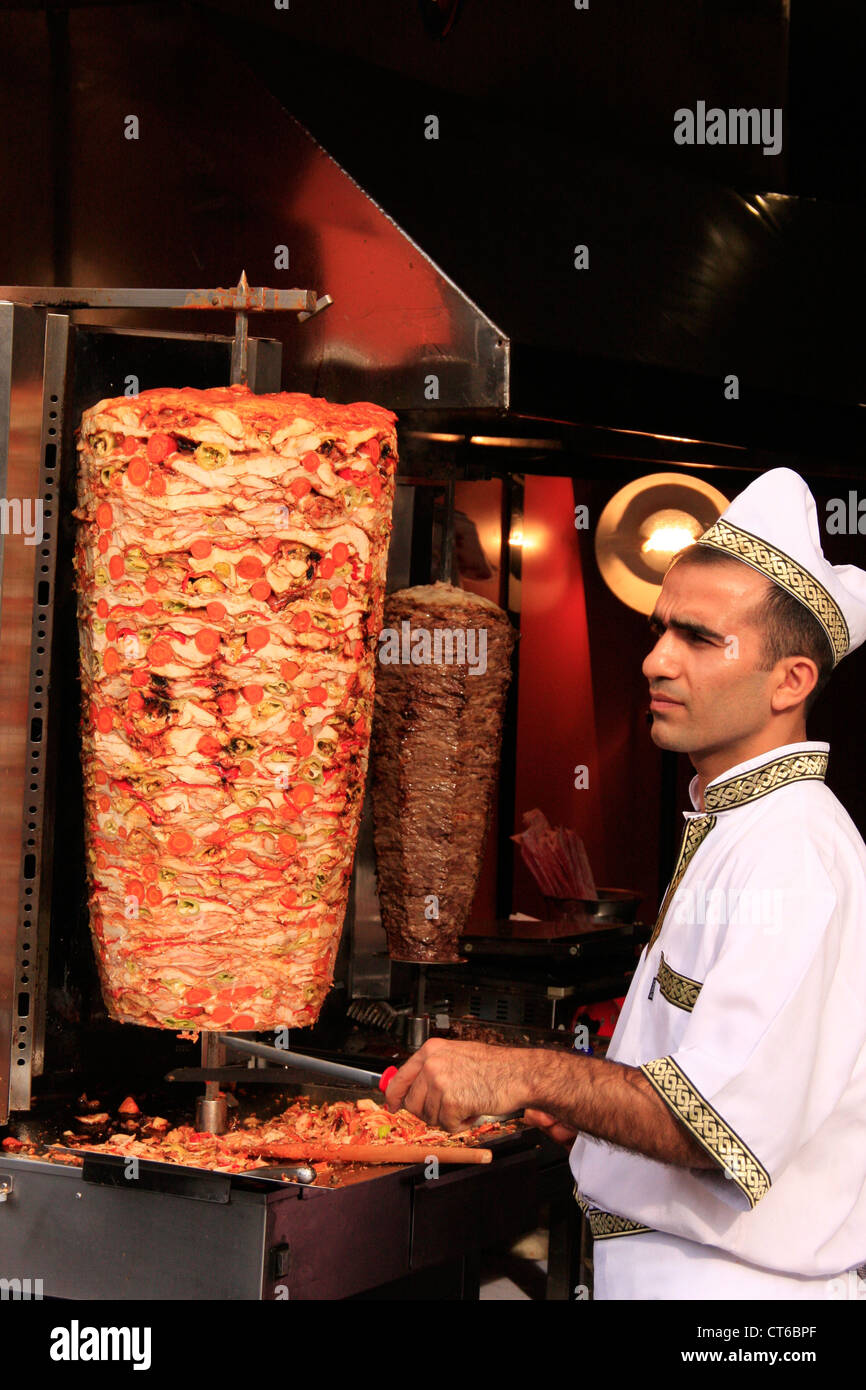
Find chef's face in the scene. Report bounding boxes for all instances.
[642,558,779,758]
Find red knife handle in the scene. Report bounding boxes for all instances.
[378,1065,398,1093]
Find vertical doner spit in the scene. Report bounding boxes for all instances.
[371,582,517,964]
[73,387,397,1058]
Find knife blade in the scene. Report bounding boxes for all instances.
[216,1033,398,1093]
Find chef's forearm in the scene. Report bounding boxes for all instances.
[515,1048,716,1169]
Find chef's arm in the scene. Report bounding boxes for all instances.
[385,1039,716,1170]
[519,1046,716,1168]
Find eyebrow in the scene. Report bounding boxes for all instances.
[647,613,727,643]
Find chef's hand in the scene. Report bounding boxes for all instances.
[384,1038,526,1133]
[523,1108,578,1146]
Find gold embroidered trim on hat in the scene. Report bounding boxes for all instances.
[657,952,702,1012]
[574,1187,653,1239]
[640,1056,771,1208]
[697,518,848,664]
[704,750,828,813]
[647,814,717,952]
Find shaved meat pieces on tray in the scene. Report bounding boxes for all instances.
[73,384,396,1031]
[63,1098,513,1175]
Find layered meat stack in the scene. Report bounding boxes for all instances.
[371,582,516,961]
[74,384,396,1031]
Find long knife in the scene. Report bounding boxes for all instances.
[215,1033,399,1094]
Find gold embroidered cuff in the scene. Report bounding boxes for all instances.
[588,1211,655,1240]
[574,1186,654,1239]
[657,953,703,1012]
[640,1056,771,1208]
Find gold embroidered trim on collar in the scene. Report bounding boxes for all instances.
[657,952,702,1012]
[704,750,829,813]
[574,1187,653,1239]
[698,518,848,665]
[640,1057,771,1208]
[647,815,717,952]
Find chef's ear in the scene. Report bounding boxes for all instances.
[769,655,818,713]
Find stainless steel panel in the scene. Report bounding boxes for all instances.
[385,483,416,593]
[280,120,509,409]
[347,795,390,1000]
[14,313,69,1097]
[0,1158,271,1300]
[247,336,283,393]
[344,483,417,1002]
[0,304,45,1124]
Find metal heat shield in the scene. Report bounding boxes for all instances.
[0,303,46,1124]
[2,323,281,1120]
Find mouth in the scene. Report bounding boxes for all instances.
[649,693,684,710]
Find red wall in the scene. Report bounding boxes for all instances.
[511,477,608,915]
[454,479,506,926]
[455,473,671,930]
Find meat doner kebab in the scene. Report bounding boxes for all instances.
[75,384,396,1032]
[385,469,866,1300]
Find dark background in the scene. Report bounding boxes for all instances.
[1,0,863,923]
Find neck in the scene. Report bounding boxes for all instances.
[692,723,808,810]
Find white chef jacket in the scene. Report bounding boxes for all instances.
[570,740,866,1299]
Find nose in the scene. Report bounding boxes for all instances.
[642,630,680,683]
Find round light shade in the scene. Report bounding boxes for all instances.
[595,473,730,614]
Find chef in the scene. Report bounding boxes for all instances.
[385,467,866,1299]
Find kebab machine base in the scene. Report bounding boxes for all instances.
[0,1076,556,1301]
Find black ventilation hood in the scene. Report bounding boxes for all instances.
[2,3,861,475]
[209,6,864,476]
[214,12,861,478]
[267,113,864,476]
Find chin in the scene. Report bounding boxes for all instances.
[648,719,688,752]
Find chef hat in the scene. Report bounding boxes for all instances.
[696,468,866,666]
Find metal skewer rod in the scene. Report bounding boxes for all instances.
[230,271,250,385]
[415,964,427,1018]
[0,283,318,312]
[216,1033,397,1093]
[196,1033,228,1133]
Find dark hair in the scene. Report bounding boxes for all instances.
[670,545,833,716]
